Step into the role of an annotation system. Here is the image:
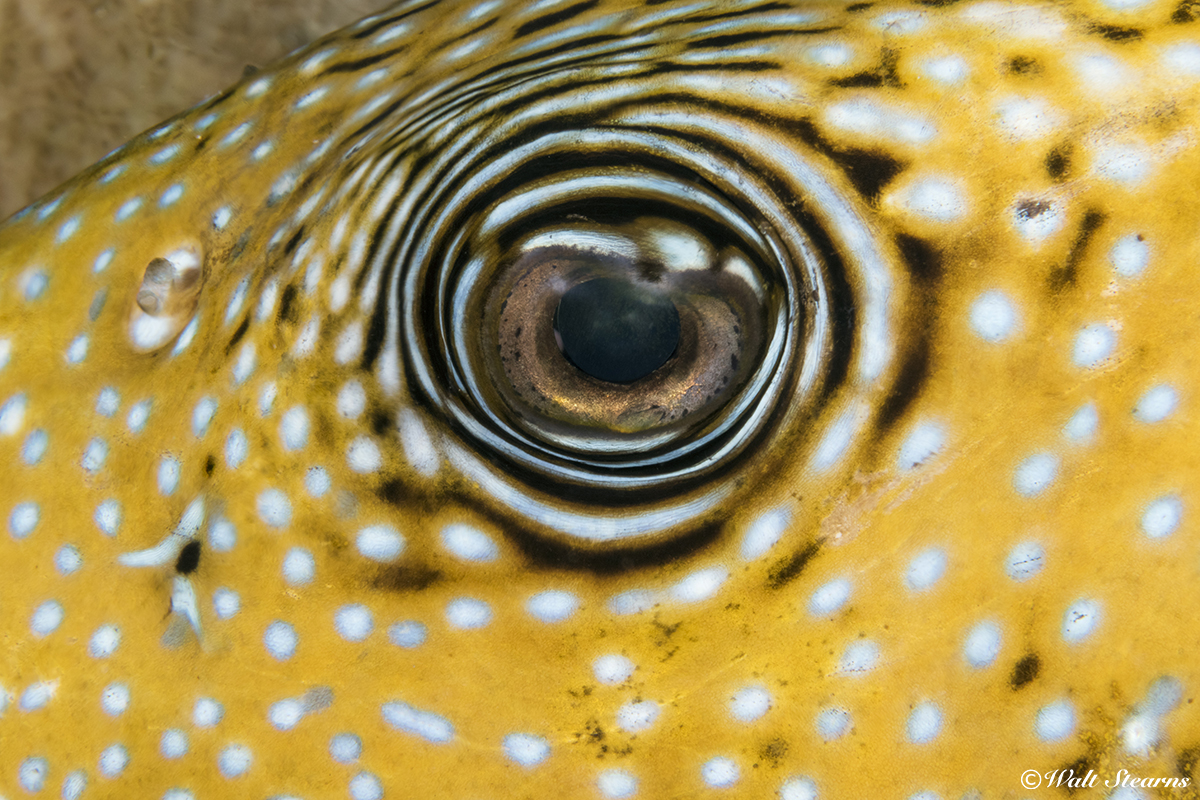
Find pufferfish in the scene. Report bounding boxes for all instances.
[3,0,1200,797]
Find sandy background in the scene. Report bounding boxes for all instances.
[0,0,385,220]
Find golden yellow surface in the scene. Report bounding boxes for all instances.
[2,0,1200,797]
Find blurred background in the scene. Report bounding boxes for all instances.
[0,0,384,219]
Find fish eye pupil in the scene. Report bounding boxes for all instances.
[553,277,681,384]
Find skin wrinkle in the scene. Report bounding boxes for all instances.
[1,0,1200,798]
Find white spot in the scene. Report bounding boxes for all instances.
[1093,144,1152,185]
[213,206,233,230]
[527,590,580,623]
[96,387,120,417]
[150,144,181,165]
[334,320,365,365]
[1012,198,1064,241]
[381,701,455,743]
[55,544,83,575]
[228,343,257,388]
[158,456,181,495]
[1064,403,1099,442]
[729,686,771,723]
[161,729,189,759]
[1134,384,1178,424]
[62,769,87,800]
[279,406,310,451]
[305,466,331,498]
[809,578,852,616]
[127,399,152,433]
[1062,599,1101,643]
[255,381,276,417]
[251,142,273,161]
[964,620,1002,668]
[670,566,727,602]
[994,96,1060,140]
[1142,495,1182,539]
[99,743,129,777]
[1109,234,1149,277]
[1121,713,1160,757]
[335,604,374,642]
[905,548,947,591]
[101,683,130,716]
[282,548,315,585]
[9,501,39,539]
[356,525,405,562]
[89,624,120,658]
[740,507,790,560]
[597,769,638,799]
[66,334,89,364]
[617,700,660,733]
[0,392,26,436]
[388,620,427,648]
[897,422,945,469]
[257,488,292,528]
[93,498,122,538]
[330,274,352,312]
[338,380,367,419]
[56,214,81,243]
[594,654,635,685]
[701,757,740,788]
[30,600,64,636]
[1163,42,1200,75]
[504,733,550,767]
[225,428,248,469]
[1035,699,1075,742]
[906,702,942,743]
[811,406,861,471]
[446,597,492,629]
[780,776,819,800]
[825,98,935,145]
[268,699,305,731]
[399,409,439,477]
[816,707,851,740]
[1005,541,1045,581]
[170,316,200,357]
[440,524,499,562]
[899,178,967,222]
[349,772,383,800]
[609,589,657,615]
[209,517,236,552]
[293,316,320,358]
[329,733,362,763]
[348,436,383,473]
[213,588,240,619]
[224,276,250,326]
[218,744,252,778]
[20,681,57,711]
[19,757,48,791]
[264,621,299,660]
[22,428,47,465]
[970,291,1018,343]
[160,184,184,207]
[839,640,880,674]
[1013,453,1058,497]
[0,339,9,372]
[192,397,218,437]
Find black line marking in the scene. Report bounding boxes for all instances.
[514,0,600,39]
[766,541,820,589]
[1088,22,1144,41]
[225,316,251,354]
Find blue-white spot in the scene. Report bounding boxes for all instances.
[213,206,233,230]
[356,525,405,562]
[504,733,550,768]
[839,640,880,674]
[192,397,218,437]
[56,214,81,244]
[905,548,947,591]
[349,772,383,800]
[209,517,236,552]
[388,620,427,649]
[9,502,39,539]
[88,624,120,658]
[440,523,498,562]
[527,590,580,623]
[1062,599,1101,643]
[329,733,362,763]
[809,578,852,616]
[1005,541,1045,581]
[970,290,1018,342]
[161,729,189,759]
[282,548,315,585]
[1141,495,1182,539]
[897,422,945,469]
[158,456,181,495]
[96,387,120,417]
[446,598,492,629]
[160,184,184,207]
[780,777,819,800]
[1073,323,1117,368]
[1063,403,1098,442]
[101,683,130,716]
[93,248,116,273]
[257,489,292,528]
[381,701,455,743]
[30,600,64,636]
[65,334,89,364]
[1133,384,1178,424]
[1013,453,1058,497]
[1109,234,1149,277]
[213,588,240,619]
[193,696,225,727]
[218,744,252,778]
[906,702,942,744]
[729,686,771,723]
[740,507,790,560]
[305,466,331,498]
[617,700,660,733]
[55,544,83,575]
[280,406,310,451]
[335,605,374,642]
[1035,699,1075,742]
[817,707,851,741]
[593,654,635,685]
[22,429,47,465]
[225,428,248,469]
[264,621,298,660]
[597,769,638,799]
[127,399,152,433]
[150,144,182,165]
[115,198,143,222]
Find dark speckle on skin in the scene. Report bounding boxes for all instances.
[1009,653,1040,689]
[766,541,820,589]
[176,540,201,575]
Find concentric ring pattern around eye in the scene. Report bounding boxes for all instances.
[343,26,913,552]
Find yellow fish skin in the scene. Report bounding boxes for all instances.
[2,0,1200,797]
